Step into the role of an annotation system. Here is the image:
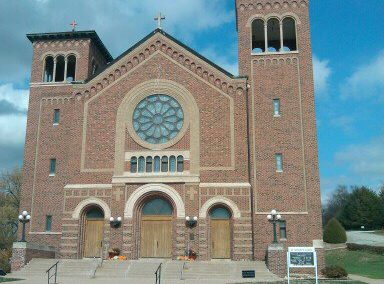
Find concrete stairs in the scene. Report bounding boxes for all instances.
[9,258,281,282]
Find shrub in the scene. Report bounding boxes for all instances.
[321,266,348,278]
[323,217,347,244]
[0,249,12,273]
[347,243,384,255]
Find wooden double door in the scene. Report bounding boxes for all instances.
[211,219,231,259]
[141,216,172,258]
[83,219,104,258]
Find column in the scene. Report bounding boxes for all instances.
[64,57,68,82]
[280,21,284,52]
[53,57,57,82]
[264,22,268,52]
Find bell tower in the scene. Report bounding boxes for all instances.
[236,0,323,260]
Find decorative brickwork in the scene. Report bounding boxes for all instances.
[11,242,56,272]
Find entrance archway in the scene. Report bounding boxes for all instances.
[209,206,232,259]
[140,198,173,258]
[82,206,104,258]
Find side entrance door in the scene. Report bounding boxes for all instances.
[211,219,231,259]
[141,216,172,258]
[83,220,104,258]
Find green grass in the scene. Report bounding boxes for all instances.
[325,249,384,279]
[0,278,20,283]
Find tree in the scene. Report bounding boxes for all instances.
[323,185,350,225]
[0,168,22,208]
[323,217,347,244]
[339,186,384,230]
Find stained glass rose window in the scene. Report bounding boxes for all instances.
[132,94,184,144]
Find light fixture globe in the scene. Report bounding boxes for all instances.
[271,209,277,215]
[22,211,28,217]
[193,216,198,221]
[276,214,281,220]
[117,217,122,222]
[186,216,190,221]
[18,215,23,220]
[109,217,115,222]
[267,214,272,220]
[26,215,31,220]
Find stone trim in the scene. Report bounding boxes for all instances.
[199,196,241,219]
[29,232,62,235]
[199,183,251,188]
[64,184,112,189]
[71,197,112,220]
[112,173,199,184]
[125,150,190,160]
[124,183,185,218]
[12,242,56,252]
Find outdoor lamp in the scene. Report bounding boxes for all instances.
[186,216,198,228]
[110,216,122,228]
[267,209,282,244]
[18,210,31,242]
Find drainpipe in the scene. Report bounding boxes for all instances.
[245,79,256,261]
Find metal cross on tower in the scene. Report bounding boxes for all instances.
[70,20,77,32]
[154,12,165,29]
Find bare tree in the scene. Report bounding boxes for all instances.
[0,168,22,208]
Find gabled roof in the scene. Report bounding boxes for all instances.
[84,28,243,83]
[26,30,113,62]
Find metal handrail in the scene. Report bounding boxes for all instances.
[155,263,162,284]
[46,261,59,284]
[180,261,186,280]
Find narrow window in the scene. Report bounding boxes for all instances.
[49,158,56,176]
[43,56,54,82]
[130,157,137,173]
[138,156,145,173]
[154,156,161,173]
[161,156,168,172]
[66,55,76,82]
[267,18,281,52]
[273,99,280,116]
[169,156,176,172]
[252,19,265,53]
[275,154,283,172]
[146,156,153,172]
[177,156,184,172]
[91,60,99,76]
[282,17,297,51]
[279,220,287,239]
[53,109,60,124]
[55,55,65,82]
[45,215,52,232]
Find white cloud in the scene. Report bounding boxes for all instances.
[200,47,238,76]
[329,115,355,133]
[341,50,384,100]
[313,55,331,96]
[0,84,29,112]
[335,135,384,178]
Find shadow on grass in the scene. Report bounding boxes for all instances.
[0,278,22,283]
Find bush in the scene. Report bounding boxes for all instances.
[0,249,12,273]
[347,243,384,255]
[323,217,347,244]
[321,266,348,278]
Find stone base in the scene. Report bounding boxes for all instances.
[266,243,287,278]
[10,242,56,272]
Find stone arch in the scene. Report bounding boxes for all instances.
[72,197,111,220]
[199,196,241,219]
[124,184,185,219]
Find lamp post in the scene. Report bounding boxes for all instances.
[18,211,31,242]
[185,216,198,228]
[267,209,282,244]
[109,216,122,228]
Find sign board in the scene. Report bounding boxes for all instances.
[242,270,255,278]
[287,247,318,284]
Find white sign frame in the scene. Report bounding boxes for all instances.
[287,247,318,284]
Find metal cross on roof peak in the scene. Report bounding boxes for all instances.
[70,20,77,32]
[154,12,165,29]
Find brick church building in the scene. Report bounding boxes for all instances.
[20,0,323,262]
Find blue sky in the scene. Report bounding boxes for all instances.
[0,0,383,202]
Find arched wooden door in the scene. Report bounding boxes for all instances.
[140,198,173,258]
[210,206,231,259]
[83,207,104,258]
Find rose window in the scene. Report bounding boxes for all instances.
[132,94,184,144]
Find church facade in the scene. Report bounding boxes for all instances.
[20,0,323,261]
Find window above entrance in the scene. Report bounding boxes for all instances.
[132,94,184,145]
[142,198,173,216]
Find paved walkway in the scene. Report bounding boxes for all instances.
[346,231,384,247]
[349,274,384,284]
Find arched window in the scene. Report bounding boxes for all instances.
[43,56,54,82]
[66,55,76,82]
[177,156,184,172]
[55,55,65,82]
[154,156,161,173]
[91,59,99,76]
[282,17,297,51]
[86,207,104,219]
[169,156,176,172]
[267,18,281,52]
[142,198,173,216]
[252,19,265,53]
[146,156,153,172]
[161,156,168,172]
[138,156,145,173]
[130,157,137,173]
[209,206,231,220]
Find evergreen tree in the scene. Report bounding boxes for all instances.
[323,217,347,244]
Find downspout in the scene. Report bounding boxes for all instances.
[245,79,256,261]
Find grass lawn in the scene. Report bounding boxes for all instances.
[0,278,20,283]
[325,249,384,279]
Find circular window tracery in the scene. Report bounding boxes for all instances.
[132,94,184,144]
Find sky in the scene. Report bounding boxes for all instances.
[0,0,383,203]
